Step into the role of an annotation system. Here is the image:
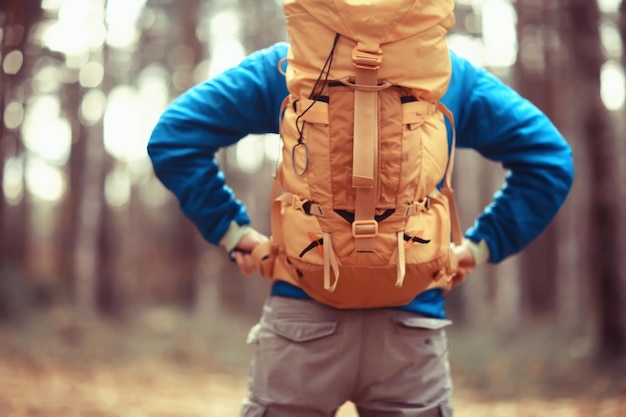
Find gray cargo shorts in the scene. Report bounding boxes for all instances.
[240,296,454,417]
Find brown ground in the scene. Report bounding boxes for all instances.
[0,307,623,417]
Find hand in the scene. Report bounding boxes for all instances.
[452,242,476,285]
[231,228,269,276]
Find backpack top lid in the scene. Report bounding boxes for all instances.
[286,0,455,51]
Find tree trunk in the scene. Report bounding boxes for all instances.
[0,77,7,274]
[176,0,205,309]
[58,80,84,299]
[97,157,117,315]
[565,0,626,360]
[0,8,7,267]
[0,0,41,317]
[539,0,585,335]
[514,0,559,320]
[451,151,491,327]
[74,121,107,319]
[238,0,286,53]
[73,2,109,319]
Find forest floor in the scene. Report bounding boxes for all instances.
[0,306,624,417]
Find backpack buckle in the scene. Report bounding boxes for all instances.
[352,219,379,238]
[352,48,383,70]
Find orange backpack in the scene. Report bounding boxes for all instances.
[253,0,463,309]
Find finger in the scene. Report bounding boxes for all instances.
[243,254,256,276]
[234,251,251,276]
[457,266,474,276]
[229,248,251,263]
[452,272,466,286]
[236,251,256,276]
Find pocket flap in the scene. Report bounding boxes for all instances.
[393,316,452,330]
[272,318,338,342]
[402,100,437,126]
[295,98,329,125]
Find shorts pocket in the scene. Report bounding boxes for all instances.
[253,311,341,352]
[392,316,452,336]
[247,314,342,405]
[387,315,452,361]
[272,317,338,343]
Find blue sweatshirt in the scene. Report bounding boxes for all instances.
[148,42,574,318]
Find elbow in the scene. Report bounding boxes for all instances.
[561,142,575,194]
[551,141,575,209]
[146,128,161,163]
[147,123,169,172]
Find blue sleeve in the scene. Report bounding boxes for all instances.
[147,43,289,245]
[445,53,575,263]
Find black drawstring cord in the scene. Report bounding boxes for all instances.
[294,33,341,143]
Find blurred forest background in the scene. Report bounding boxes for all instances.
[1,0,625,416]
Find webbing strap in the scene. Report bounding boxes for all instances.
[396,231,406,287]
[251,166,288,279]
[352,48,381,252]
[268,97,290,250]
[323,232,339,292]
[437,103,463,246]
[269,179,289,251]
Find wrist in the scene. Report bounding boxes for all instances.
[219,221,252,252]
[462,238,489,266]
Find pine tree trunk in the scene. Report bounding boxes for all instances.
[0,72,7,274]
[238,0,286,53]
[177,0,205,309]
[58,81,84,299]
[73,2,108,319]
[566,0,626,360]
[514,0,559,320]
[452,151,491,327]
[74,123,106,319]
[542,0,584,335]
[0,0,41,316]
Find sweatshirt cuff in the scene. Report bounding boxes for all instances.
[219,221,252,252]
[463,238,490,266]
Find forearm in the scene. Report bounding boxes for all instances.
[147,44,289,247]
[455,67,574,263]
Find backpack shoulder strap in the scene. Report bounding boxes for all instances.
[437,103,463,247]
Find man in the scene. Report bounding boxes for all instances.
[148,42,574,416]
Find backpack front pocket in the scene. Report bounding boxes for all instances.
[280,200,325,267]
[403,191,452,268]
